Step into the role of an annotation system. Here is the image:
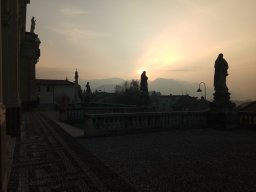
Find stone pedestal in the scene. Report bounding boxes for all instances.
[208,111,238,130]
[210,90,238,130]
[140,92,150,106]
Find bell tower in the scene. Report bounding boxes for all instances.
[75,68,78,84]
[73,68,80,105]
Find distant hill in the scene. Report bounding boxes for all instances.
[149,78,214,98]
[81,77,214,100]
[81,78,124,92]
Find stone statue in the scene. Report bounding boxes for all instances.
[30,17,36,33]
[140,71,148,93]
[86,82,92,95]
[214,53,228,92]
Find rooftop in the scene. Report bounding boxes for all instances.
[36,79,75,86]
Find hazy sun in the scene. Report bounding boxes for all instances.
[136,68,147,75]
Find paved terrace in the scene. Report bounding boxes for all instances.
[7,112,135,192]
[7,112,256,192]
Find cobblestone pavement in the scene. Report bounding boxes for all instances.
[78,129,256,192]
[7,112,136,192]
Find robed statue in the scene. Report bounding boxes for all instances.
[30,17,36,33]
[140,71,148,93]
[214,53,228,92]
[86,82,92,95]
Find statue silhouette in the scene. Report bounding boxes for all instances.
[30,17,36,33]
[86,82,92,95]
[214,53,228,92]
[140,71,148,93]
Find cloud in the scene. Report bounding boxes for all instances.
[59,7,88,16]
[50,26,111,44]
[36,66,74,80]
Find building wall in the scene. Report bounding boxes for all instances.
[20,32,40,110]
[2,0,24,136]
[54,86,76,103]
[1,0,30,191]
[157,96,179,112]
[0,0,5,190]
[37,85,75,105]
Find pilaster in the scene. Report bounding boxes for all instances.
[1,0,7,190]
[20,32,40,110]
[2,0,21,135]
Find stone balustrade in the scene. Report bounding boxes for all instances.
[84,112,208,136]
[59,106,155,123]
[239,112,256,128]
[59,107,256,137]
[59,108,84,123]
[84,106,155,114]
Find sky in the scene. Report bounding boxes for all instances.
[26,0,256,100]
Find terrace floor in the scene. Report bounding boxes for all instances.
[7,112,256,192]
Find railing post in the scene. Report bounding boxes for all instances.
[84,114,94,137]
[59,108,67,122]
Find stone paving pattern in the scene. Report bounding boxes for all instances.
[78,129,256,192]
[7,113,135,192]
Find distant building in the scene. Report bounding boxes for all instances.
[36,70,82,108]
[156,95,210,112]
[156,95,182,111]
[238,101,256,112]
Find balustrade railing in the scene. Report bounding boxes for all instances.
[59,106,155,123]
[59,107,256,137]
[59,108,84,123]
[84,112,208,136]
[238,112,256,128]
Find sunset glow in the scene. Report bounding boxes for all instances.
[27,0,256,99]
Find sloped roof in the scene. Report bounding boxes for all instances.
[36,79,75,86]
[238,101,256,112]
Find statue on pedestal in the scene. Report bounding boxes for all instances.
[210,54,237,129]
[30,17,36,33]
